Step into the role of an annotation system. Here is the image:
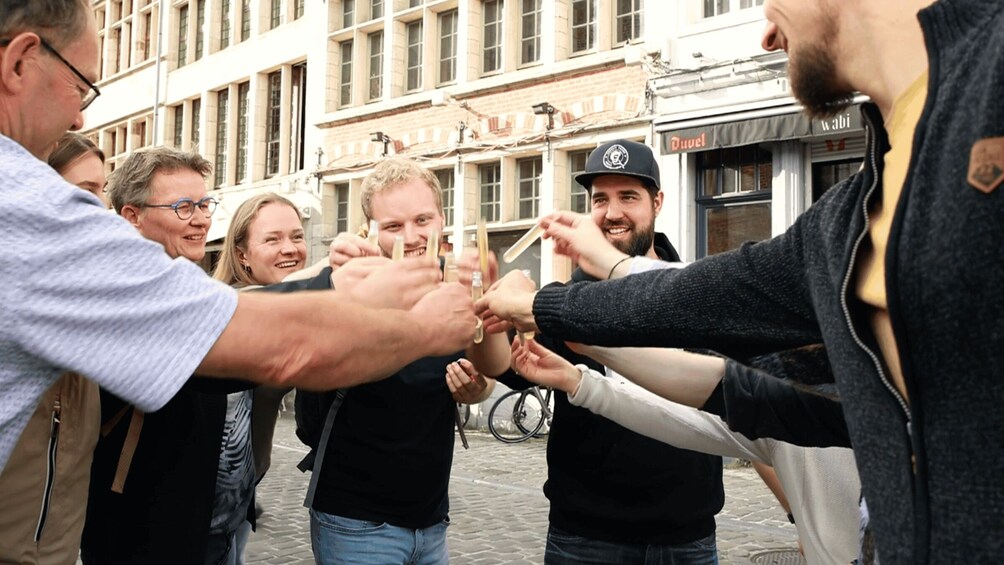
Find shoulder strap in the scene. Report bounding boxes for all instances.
[106,407,144,494]
[300,389,346,508]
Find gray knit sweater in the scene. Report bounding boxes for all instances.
[533,1,1004,562]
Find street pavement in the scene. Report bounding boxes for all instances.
[247,412,802,564]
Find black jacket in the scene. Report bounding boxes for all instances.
[533,1,1004,561]
[499,233,724,545]
[79,273,333,564]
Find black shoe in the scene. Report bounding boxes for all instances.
[255,502,264,520]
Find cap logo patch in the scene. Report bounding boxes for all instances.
[968,137,1004,194]
[602,144,630,170]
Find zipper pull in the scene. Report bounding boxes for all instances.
[52,399,62,433]
[907,420,916,475]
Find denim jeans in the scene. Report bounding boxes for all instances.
[310,510,449,565]
[205,520,252,565]
[544,525,719,565]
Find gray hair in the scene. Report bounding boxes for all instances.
[106,146,213,214]
[360,158,443,221]
[0,0,91,50]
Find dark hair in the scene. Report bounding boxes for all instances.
[47,132,104,173]
[0,0,91,50]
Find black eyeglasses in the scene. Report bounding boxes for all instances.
[0,35,101,110]
[143,197,218,220]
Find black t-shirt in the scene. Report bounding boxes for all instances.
[311,352,462,529]
[496,234,724,545]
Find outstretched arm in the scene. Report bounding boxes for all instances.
[509,339,770,462]
[573,344,850,448]
[198,279,477,390]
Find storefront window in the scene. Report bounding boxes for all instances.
[812,158,862,202]
[696,144,773,258]
[698,145,772,196]
[702,203,771,256]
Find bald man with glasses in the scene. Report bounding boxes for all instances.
[0,2,477,562]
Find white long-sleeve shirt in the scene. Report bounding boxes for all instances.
[569,366,861,565]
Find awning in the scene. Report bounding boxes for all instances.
[659,104,864,155]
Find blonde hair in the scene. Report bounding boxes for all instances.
[212,192,302,287]
[360,158,443,221]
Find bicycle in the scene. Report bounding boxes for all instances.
[488,386,554,444]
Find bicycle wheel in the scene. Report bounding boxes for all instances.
[489,390,535,443]
[530,388,554,438]
[514,389,547,438]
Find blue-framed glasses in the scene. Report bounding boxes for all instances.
[143,197,219,220]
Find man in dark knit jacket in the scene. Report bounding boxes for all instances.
[478,1,1004,563]
[500,140,723,564]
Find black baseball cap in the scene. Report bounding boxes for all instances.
[574,139,661,191]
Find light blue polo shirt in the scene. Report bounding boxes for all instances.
[0,134,238,471]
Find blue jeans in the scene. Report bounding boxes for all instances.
[205,520,252,565]
[310,510,449,565]
[544,525,719,565]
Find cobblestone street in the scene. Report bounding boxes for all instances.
[247,413,801,564]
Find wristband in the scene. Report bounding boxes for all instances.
[787,512,795,524]
[607,256,632,280]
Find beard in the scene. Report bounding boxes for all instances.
[605,219,655,258]
[789,44,856,118]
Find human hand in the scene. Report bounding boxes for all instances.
[456,247,500,287]
[333,256,440,310]
[329,232,381,269]
[411,282,478,355]
[542,211,627,280]
[476,270,538,335]
[446,358,491,404]
[510,339,581,395]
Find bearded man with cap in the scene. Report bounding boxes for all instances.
[497,139,724,564]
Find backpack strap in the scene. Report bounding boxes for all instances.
[108,407,145,494]
[300,389,346,508]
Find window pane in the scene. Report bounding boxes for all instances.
[407,21,422,91]
[704,202,771,256]
[571,0,595,53]
[483,0,502,73]
[195,0,204,59]
[173,105,184,148]
[340,41,353,106]
[220,0,230,49]
[435,169,455,226]
[615,0,642,43]
[214,90,228,187]
[517,157,541,219]
[190,99,201,153]
[177,4,188,65]
[479,163,501,222]
[240,0,250,41]
[439,11,457,84]
[343,0,354,27]
[568,150,590,213]
[335,183,350,234]
[236,82,250,181]
[520,0,541,64]
[289,64,306,172]
[368,32,383,100]
[270,0,281,29]
[265,71,282,177]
